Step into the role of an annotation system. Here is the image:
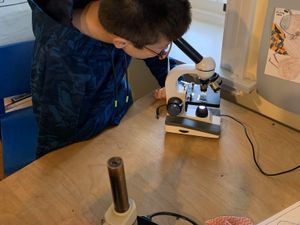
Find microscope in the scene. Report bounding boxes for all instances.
[102,157,199,225]
[102,157,137,225]
[165,37,222,138]
[102,157,158,225]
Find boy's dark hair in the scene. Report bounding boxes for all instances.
[98,0,191,49]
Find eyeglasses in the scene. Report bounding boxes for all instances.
[144,42,172,60]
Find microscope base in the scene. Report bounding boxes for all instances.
[103,199,137,225]
[165,115,220,138]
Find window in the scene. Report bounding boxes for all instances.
[190,0,226,26]
[220,0,257,92]
[172,0,257,93]
[191,0,226,15]
[0,0,33,46]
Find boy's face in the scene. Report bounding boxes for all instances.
[113,37,172,59]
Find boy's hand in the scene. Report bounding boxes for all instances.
[154,87,166,100]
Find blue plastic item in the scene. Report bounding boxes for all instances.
[0,40,38,176]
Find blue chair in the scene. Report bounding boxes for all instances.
[0,40,38,176]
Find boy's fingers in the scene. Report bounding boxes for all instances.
[154,88,166,100]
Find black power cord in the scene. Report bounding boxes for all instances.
[155,104,300,176]
[145,211,200,225]
[155,104,167,119]
[221,114,300,176]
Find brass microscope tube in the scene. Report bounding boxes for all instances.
[107,157,130,213]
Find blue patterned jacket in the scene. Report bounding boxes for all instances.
[28,0,176,157]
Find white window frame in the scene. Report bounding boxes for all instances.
[220,0,257,93]
[191,0,225,14]
[190,0,226,26]
[190,0,257,93]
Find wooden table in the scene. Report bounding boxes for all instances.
[0,94,299,225]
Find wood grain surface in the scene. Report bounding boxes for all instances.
[0,94,299,225]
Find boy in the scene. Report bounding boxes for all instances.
[28,0,191,157]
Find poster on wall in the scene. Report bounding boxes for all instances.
[264,8,300,84]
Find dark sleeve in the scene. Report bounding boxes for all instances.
[143,57,178,87]
[33,0,91,24]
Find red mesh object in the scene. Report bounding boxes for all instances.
[205,216,255,225]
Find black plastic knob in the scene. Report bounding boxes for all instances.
[167,97,183,116]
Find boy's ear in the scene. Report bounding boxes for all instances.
[112,37,128,49]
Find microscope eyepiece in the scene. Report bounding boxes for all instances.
[174,37,203,64]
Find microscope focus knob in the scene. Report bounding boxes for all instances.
[196,105,208,118]
[167,97,183,116]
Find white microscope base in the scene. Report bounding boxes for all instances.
[165,115,221,138]
[165,124,219,138]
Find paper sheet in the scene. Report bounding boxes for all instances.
[258,201,300,225]
[264,8,300,84]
